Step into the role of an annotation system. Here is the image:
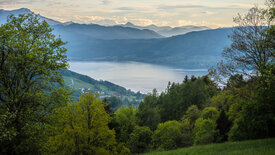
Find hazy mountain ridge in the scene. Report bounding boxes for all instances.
[65,28,232,68]
[53,22,164,40]
[121,22,210,37]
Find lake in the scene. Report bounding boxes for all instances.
[69,61,208,93]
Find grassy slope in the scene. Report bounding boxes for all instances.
[146,138,275,155]
[63,76,110,94]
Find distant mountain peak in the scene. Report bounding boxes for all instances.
[63,21,75,26]
[15,8,32,13]
[125,22,135,26]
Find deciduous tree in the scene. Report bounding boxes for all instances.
[0,13,70,154]
[46,92,118,154]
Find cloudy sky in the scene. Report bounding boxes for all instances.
[0,0,265,28]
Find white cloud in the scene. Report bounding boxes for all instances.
[202,11,215,15]
[101,0,116,5]
[177,20,231,28]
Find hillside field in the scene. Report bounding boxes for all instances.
[145,138,275,155]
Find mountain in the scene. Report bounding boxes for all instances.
[0,8,61,25]
[61,70,145,105]
[53,23,164,40]
[64,28,232,68]
[122,22,171,32]
[121,22,210,37]
[0,8,163,39]
[0,8,232,68]
[157,25,210,37]
[94,19,117,26]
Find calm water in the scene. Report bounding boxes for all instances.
[69,61,208,93]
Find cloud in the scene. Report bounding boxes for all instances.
[0,0,37,5]
[158,3,254,11]
[177,20,230,28]
[201,11,215,15]
[129,18,153,26]
[158,5,205,10]
[45,0,80,8]
[115,7,135,11]
[101,0,116,5]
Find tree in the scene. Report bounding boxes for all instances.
[136,89,161,130]
[46,92,119,154]
[113,105,137,144]
[216,3,274,77]
[201,107,220,121]
[193,107,219,145]
[182,105,200,128]
[104,96,123,111]
[209,0,275,142]
[216,110,232,142]
[184,75,189,83]
[152,121,184,151]
[226,74,246,88]
[180,119,194,147]
[159,77,217,122]
[0,13,70,154]
[126,126,152,153]
[208,90,234,112]
[193,118,218,145]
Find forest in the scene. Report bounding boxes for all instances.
[0,1,274,155]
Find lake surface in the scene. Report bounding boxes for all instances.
[69,61,208,93]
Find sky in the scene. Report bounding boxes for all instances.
[0,0,266,28]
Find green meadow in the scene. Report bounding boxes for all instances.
[146,138,275,155]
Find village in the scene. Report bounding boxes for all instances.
[78,87,123,99]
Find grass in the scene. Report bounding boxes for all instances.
[145,138,275,155]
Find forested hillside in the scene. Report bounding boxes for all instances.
[61,70,145,106]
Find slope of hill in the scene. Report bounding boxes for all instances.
[61,70,145,105]
[65,28,232,68]
[146,138,275,155]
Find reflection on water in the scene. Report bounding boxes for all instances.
[69,61,208,93]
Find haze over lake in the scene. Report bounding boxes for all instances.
[69,61,208,93]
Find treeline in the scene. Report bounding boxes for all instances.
[109,71,274,154]
[24,71,272,154]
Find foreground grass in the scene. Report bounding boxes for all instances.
[145,138,275,155]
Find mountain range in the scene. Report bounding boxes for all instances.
[53,22,163,39]
[63,28,232,68]
[121,22,210,37]
[0,8,233,68]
